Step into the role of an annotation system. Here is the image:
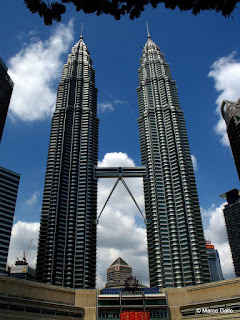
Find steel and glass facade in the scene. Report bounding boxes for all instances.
[0,57,14,142]
[137,34,210,287]
[221,99,240,180]
[221,100,240,277]
[36,35,98,288]
[206,244,224,282]
[0,166,20,274]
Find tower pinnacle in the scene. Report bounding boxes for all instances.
[146,22,151,39]
[80,23,83,40]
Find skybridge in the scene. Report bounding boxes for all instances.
[94,166,146,178]
[94,166,146,223]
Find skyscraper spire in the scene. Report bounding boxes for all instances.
[146,22,151,39]
[80,23,83,40]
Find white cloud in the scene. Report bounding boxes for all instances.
[202,203,235,279]
[97,152,148,288]
[191,154,198,171]
[98,102,114,112]
[208,52,240,146]
[8,20,74,121]
[98,152,135,168]
[98,99,126,113]
[26,191,40,207]
[7,221,40,268]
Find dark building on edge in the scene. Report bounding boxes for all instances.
[221,99,240,180]
[0,57,14,142]
[220,189,240,277]
[0,166,20,274]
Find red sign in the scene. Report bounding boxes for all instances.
[120,311,150,320]
[206,245,214,249]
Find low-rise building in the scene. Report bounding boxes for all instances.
[0,275,85,319]
[0,275,239,319]
[164,278,240,319]
[9,261,35,281]
[98,287,168,320]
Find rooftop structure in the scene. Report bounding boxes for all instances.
[10,263,35,281]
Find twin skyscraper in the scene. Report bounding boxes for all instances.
[35,28,210,288]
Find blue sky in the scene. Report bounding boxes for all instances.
[1,1,240,287]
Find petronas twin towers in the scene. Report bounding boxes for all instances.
[36,28,210,288]
[36,35,98,288]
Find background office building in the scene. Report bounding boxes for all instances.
[221,99,240,180]
[206,241,224,282]
[0,166,20,274]
[35,34,99,289]
[0,57,14,142]
[105,257,132,288]
[220,189,240,277]
[137,29,210,288]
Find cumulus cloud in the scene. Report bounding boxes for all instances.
[97,152,148,288]
[208,52,240,146]
[201,203,235,279]
[7,221,40,268]
[8,20,74,121]
[98,99,126,113]
[191,154,198,171]
[26,191,40,207]
[98,102,114,112]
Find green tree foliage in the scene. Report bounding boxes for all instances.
[24,0,239,25]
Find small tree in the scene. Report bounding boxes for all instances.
[124,276,140,293]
